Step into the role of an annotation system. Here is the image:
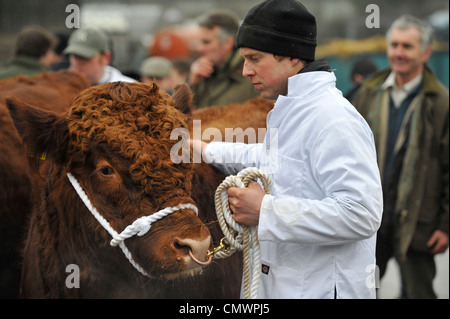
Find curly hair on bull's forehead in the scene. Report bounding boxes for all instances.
[67,82,193,198]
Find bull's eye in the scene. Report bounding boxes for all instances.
[100,166,115,176]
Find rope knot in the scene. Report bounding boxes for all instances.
[134,218,152,236]
[109,216,151,247]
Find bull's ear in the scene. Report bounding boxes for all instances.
[5,96,69,166]
[172,84,194,114]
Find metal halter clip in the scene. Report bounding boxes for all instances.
[206,237,231,258]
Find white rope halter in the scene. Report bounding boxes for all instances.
[213,167,272,299]
[66,172,198,277]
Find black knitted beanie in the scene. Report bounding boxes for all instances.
[235,0,317,61]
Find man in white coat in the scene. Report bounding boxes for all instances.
[192,0,383,298]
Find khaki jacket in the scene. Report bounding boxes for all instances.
[191,50,259,109]
[0,55,45,80]
[353,66,449,258]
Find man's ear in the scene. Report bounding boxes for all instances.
[290,57,306,73]
[5,96,70,166]
[290,57,302,66]
[421,45,432,64]
[224,36,236,53]
[101,51,112,66]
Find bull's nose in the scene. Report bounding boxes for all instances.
[173,236,212,267]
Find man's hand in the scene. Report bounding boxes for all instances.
[227,182,266,227]
[189,56,214,86]
[427,230,449,255]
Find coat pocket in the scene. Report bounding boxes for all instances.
[258,259,304,298]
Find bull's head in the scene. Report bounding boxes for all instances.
[6,82,212,279]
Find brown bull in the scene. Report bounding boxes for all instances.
[6,82,241,298]
[189,96,274,143]
[189,97,273,143]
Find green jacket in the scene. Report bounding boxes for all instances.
[191,50,259,109]
[353,66,449,258]
[0,55,45,80]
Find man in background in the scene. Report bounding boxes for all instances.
[64,28,136,85]
[140,56,174,92]
[189,9,258,108]
[345,57,378,102]
[0,25,57,80]
[353,15,449,299]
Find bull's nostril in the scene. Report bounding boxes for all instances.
[173,238,190,254]
[173,240,186,250]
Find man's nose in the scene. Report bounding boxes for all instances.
[392,45,406,57]
[242,61,254,78]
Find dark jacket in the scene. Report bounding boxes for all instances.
[191,50,259,109]
[353,66,449,258]
[0,55,45,80]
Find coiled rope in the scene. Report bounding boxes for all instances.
[213,167,272,299]
[67,172,199,277]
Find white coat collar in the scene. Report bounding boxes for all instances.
[286,71,336,98]
[268,71,337,124]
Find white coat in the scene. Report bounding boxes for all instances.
[99,65,137,84]
[204,70,383,299]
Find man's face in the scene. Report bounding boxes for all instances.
[387,27,430,79]
[198,26,233,68]
[70,53,108,85]
[240,47,293,100]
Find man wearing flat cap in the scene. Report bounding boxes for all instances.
[192,0,383,299]
[64,28,136,85]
